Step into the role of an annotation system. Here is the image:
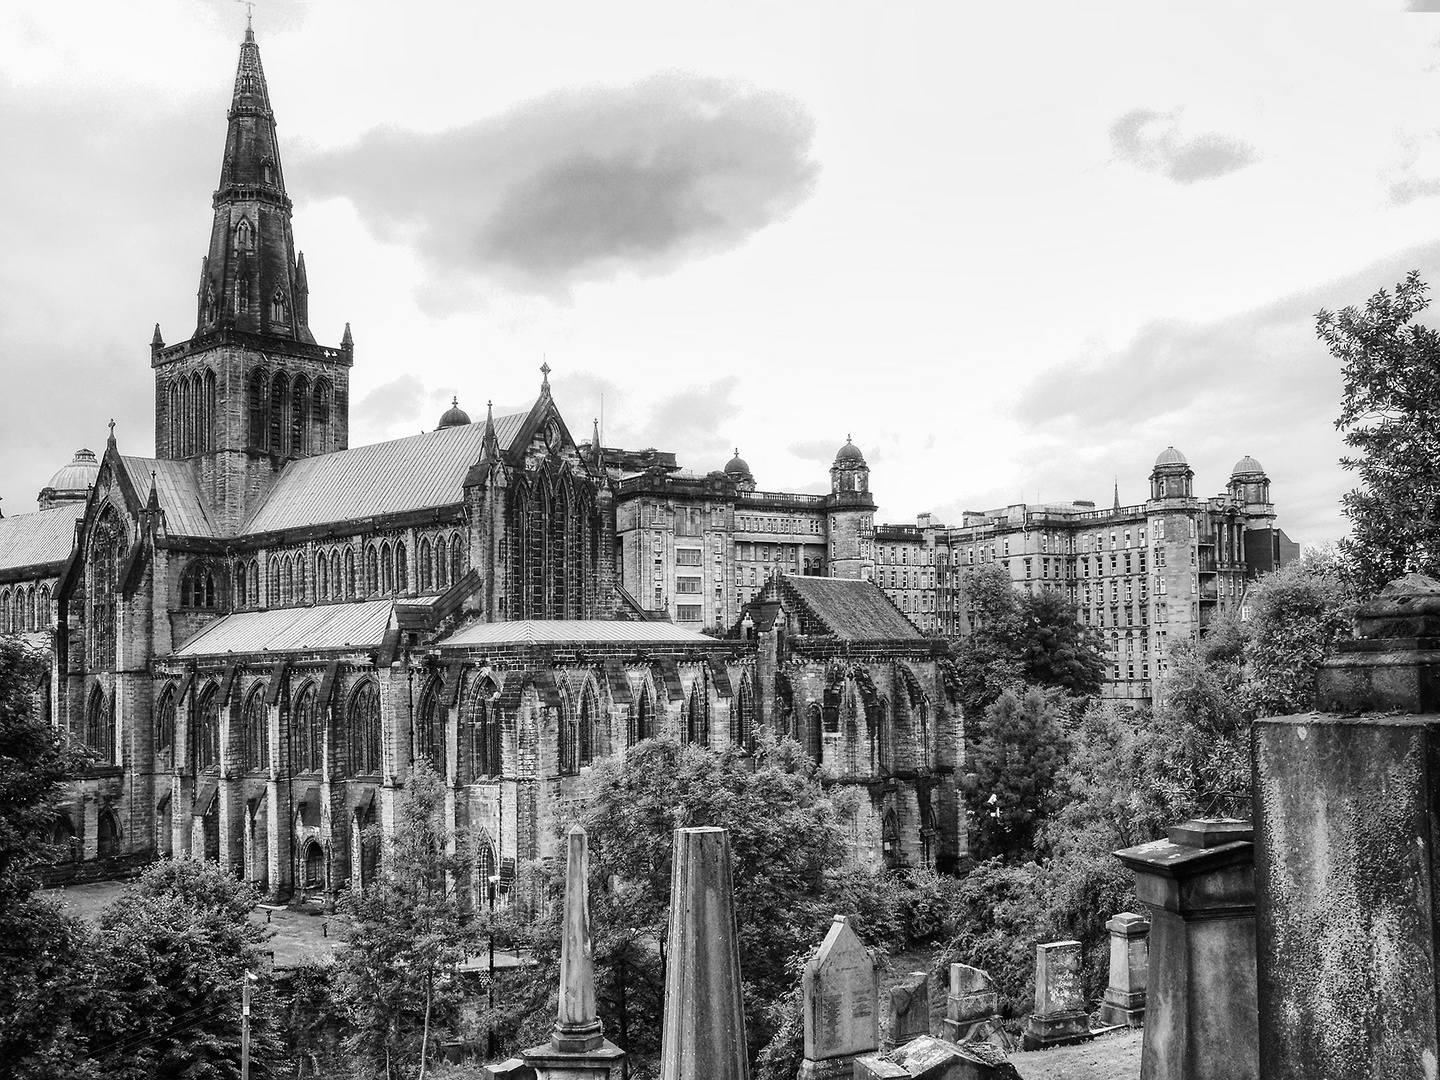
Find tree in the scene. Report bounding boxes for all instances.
[1318,270,1440,596]
[961,689,1069,861]
[951,566,1104,715]
[0,636,95,1078]
[85,859,281,1080]
[1243,548,1355,716]
[335,760,481,1079]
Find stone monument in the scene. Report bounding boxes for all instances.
[1115,818,1258,1080]
[800,914,880,1078]
[1255,573,1440,1079]
[520,825,624,1079]
[1020,941,1092,1050]
[887,971,930,1048]
[659,826,749,1080]
[1098,911,1148,1028]
[938,963,1000,1044]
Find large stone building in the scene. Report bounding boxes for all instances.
[0,27,962,896]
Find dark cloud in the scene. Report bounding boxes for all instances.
[1109,108,1259,184]
[299,72,819,305]
[1011,243,1440,545]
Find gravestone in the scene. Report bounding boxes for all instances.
[1020,941,1092,1050]
[888,971,930,1048]
[800,914,879,1078]
[1098,911,1148,1028]
[939,963,1000,1044]
[1116,819,1258,1080]
[854,1035,1022,1079]
[659,827,748,1080]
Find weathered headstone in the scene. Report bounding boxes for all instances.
[520,825,624,1079]
[659,827,748,1080]
[1116,818,1258,1080]
[854,1034,1022,1079]
[939,963,1000,1044]
[1098,911,1148,1028]
[484,1061,535,1079]
[1020,940,1092,1051]
[887,971,930,1048]
[1255,575,1440,1080]
[800,914,879,1078]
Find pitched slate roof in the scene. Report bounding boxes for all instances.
[772,575,920,640]
[240,414,525,535]
[119,457,218,538]
[0,504,83,572]
[437,620,717,647]
[171,600,394,657]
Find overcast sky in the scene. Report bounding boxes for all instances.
[3,0,1438,544]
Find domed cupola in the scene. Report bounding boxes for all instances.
[829,434,871,496]
[1149,445,1194,501]
[38,448,100,510]
[437,397,471,430]
[724,448,756,491]
[1228,454,1274,520]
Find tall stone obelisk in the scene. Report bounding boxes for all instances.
[660,826,750,1080]
[522,825,624,1079]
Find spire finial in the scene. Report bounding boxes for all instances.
[847,432,852,442]
[240,1,255,41]
[452,396,459,409]
[734,447,740,457]
[107,419,116,449]
[541,360,551,385]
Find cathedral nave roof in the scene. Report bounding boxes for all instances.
[0,503,86,573]
[171,598,394,657]
[240,412,525,535]
[119,457,220,538]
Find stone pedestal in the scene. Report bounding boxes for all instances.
[1098,911,1148,1028]
[800,914,879,1078]
[1115,819,1257,1080]
[1020,941,1092,1051]
[1254,577,1440,1080]
[887,971,930,1049]
[659,827,748,1080]
[938,963,1000,1044]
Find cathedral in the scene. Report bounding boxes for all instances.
[0,27,964,899]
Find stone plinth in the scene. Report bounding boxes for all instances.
[1098,911,1148,1028]
[939,963,1000,1044]
[854,1035,1021,1079]
[888,971,930,1048]
[1115,819,1258,1080]
[484,1061,536,1079]
[1315,574,1440,714]
[1020,941,1091,1051]
[799,914,879,1079]
[659,827,748,1080]
[1255,711,1440,1078]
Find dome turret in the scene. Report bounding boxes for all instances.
[1149,445,1194,501]
[834,435,866,466]
[1155,446,1188,467]
[724,448,755,492]
[38,448,99,510]
[1231,455,1265,477]
[437,397,471,430]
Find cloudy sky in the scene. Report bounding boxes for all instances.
[3,0,1438,544]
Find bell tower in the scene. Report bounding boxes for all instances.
[151,20,352,533]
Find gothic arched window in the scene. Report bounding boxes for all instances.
[732,674,754,753]
[415,680,443,771]
[248,559,260,606]
[451,534,464,584]
[97,809,120,859]
[292,683,320,773]
[381,543,394,595]
[467,679,500,778]
[349,681,382,777]
[420,538,433,592]
[247,368,268,451]
[269,371,290,457]
[154,684,176,755]
[686,679,710,747]
[578,684,598,767]
[291,375,310,458]
[243,685,269,772]
[312,378,332,454]
[344,549,356,598]
[634,682,653,746]
[236,217,252,251]
[805,703,822,763]
[270,288,287,325]
[365,547,379,597]
[317,551,329,601]
[196,684,221,772]
[395,541,408,593]
[87,509,124,672]
[86,686,112,763]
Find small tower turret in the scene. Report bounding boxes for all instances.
[1149,446,1194,502]
[824,435,876,580]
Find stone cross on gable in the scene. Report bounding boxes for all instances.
[541,361,551,384]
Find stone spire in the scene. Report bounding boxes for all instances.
[660,827,749,1080]
[520,825,623,1075]
[192,23,315,344]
